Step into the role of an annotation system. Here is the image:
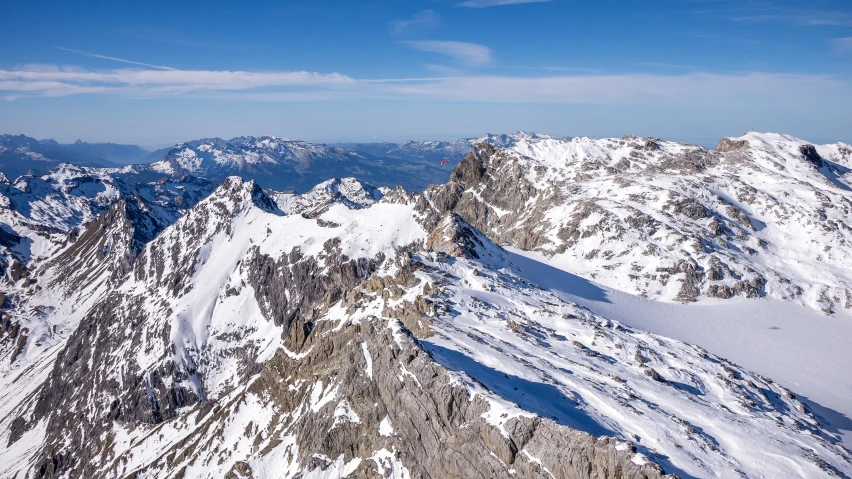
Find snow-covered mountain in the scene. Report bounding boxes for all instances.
[63,140,152,166]
[1,133,851,478]
[0,163,216,339]
[2,131,563,194]
[415,132,852,314]
[0,135,122,180]
[149,136,452,192]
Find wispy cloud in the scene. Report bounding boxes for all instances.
[57,47,176,71]
[403,41,492,65]
[0,66,355,99]
[487,65,602,73]
[635,62,702,70]
[688,1,852,27]
[389,10,441,36]
[1,64,848,111]
[457,0,550,7]
[831,37,852,53]
[375,73,846,107]
[732,13,852,26]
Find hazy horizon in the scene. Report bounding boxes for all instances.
[4,129,850,153]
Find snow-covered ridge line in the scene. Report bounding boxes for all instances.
[415,131,852,314]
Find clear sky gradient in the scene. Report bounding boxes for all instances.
[1,0,850,147]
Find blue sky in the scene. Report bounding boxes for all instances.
[0,0,850,147]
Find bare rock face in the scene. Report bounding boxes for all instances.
[716,137,749,152]
[425,213,485,259]
[415,143,547,250]
[799,144,826,168]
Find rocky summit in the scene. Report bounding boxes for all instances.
[0,133,851,479]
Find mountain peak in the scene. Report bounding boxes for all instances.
[426,213,498,260]
[210,176,280,213]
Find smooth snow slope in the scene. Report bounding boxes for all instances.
[507,247,852,447]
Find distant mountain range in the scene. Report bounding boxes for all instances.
[0,135,154,179]
[334,131,564,164]
[0,132,562,192]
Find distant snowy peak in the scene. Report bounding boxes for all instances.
[273,177,382,217]
[723,131,852,168]
[386,131,568,162]
[475,130,565,146]
[0,134,124,180]
[155,136,364,174]
[143,131,572,193]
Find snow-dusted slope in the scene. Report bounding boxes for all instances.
[418,216,851,478]
[153,137,362,174]
[417,133,852,314]
[0,164,216,453]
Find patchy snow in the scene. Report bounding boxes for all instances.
[310,381,339,413]
[520,450,556,479]
[446,132,852,316]
[378,416,394,437]
[331,400,362,430]
[362,343,374,380]
[303,455,362,478]
[370,448,412,479]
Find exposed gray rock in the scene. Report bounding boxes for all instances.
[716,138,749,152]
[800,144,826,168]
[425,213,486,259]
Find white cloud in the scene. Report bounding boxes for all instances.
[0,64,848,112]
[457,0,550,7]
[831,37,852,53]
[0,68,355,98]
[403,40,492,65]
[375,73,846,107]
[389,10,441,35]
